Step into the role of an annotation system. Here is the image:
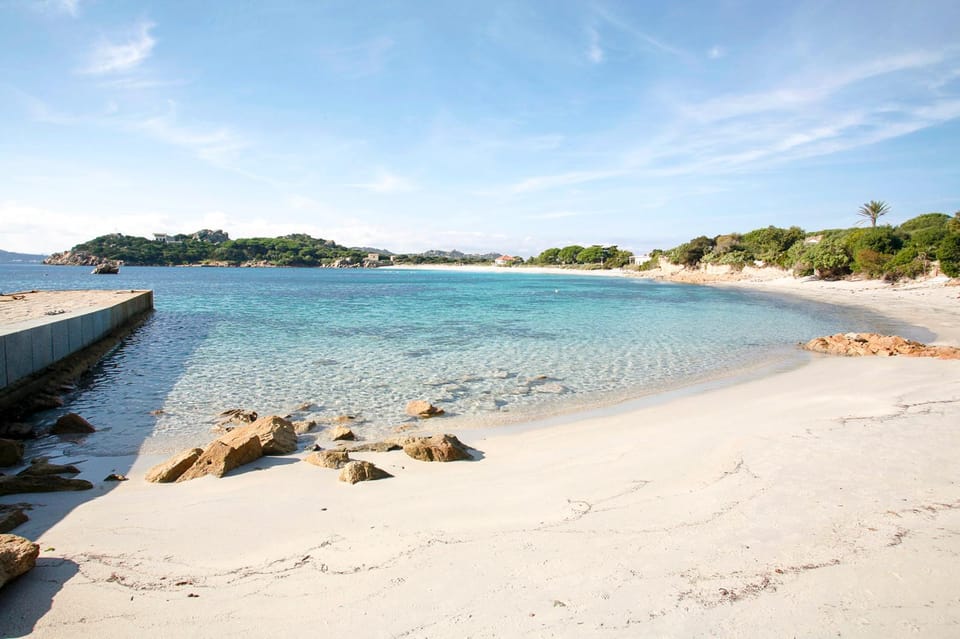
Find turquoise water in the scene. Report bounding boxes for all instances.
[2,265,902,456]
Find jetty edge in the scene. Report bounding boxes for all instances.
[0,290,154,424]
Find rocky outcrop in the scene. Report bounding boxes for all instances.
[292,420,317,435]
[176,438,262,482]
[329,426,356,441]
[51,413,96,435]
[804,333,960,359]
[304,450,351,469]
[0,423,35,440]
[0,439,24,467]
[145,448,203,483]
[43,250,101,266]
[338,461,392,484]
[402,434,472,462]
[405,400,445,418]
[0,534,40,589]
[0,475,93,496]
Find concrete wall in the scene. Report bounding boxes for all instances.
[1,291,153,390]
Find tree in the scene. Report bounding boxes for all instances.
[558,245,584,264]
[858,200,890,227]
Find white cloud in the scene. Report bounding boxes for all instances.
[82,21,156,75]
[707,46,725,60]
[133,101,248,164]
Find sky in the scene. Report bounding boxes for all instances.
[1,0,959,257]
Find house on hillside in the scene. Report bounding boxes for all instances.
[495,255,517,266]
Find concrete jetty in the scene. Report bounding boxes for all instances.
[0,290,154,392]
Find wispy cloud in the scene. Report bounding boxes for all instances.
[132,101,248,163]
[594,7,688,59]
[511,169,624,193]
[82,21,156,75]
[586,27,604,64]
[317,36,395,76]
[349,171,417,193]
[707,46,725,60]
[37,0,80,16]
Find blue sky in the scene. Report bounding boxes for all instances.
[1,0,959,256]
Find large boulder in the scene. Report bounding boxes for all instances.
[246,415,298,455]
[0,439,24,467]
[304,450,351,469]
[0,475,93,496]
[0,534,40,588]
[339,461,392,484]
[51,413,96,435]
[176,436,263,482]
[405,400,445,418]
[145,448,203,483]
[403,434,472,462]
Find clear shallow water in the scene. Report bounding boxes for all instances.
[2,265,903,456]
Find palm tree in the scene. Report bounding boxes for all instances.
[858,200,890,227]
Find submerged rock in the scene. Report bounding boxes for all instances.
[338,461,392,484]
[0,534,40,589]
[145,448,203,483]
[403,434,472,463]
[217,408,258,425]
[51,413,96,435]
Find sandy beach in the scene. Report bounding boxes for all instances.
[2,274,960,637]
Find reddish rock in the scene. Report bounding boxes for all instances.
[245,415,298,455]
[329,426,356,441]
[176,437,263,482]
[803,333,960,359]
[304,450,350,469]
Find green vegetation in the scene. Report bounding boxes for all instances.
[530,245,633,269]
[652,211,960,281]
[67,231,367,266]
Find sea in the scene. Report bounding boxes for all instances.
[1,264,908,457]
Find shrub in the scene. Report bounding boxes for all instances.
[939,234,960,277]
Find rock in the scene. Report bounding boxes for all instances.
[0,439,24,467]
[329,426,356,441]
[0,423,34,440]
[30,394,64,411]
[104,474,127,481]
[338,461,392,484]
[0,534,40,589]
[145,448,203,483]
[292,420,317,435]
[402,434,472,462]
[216,408,258,425]
[490,369,511,379]
[332,415,357,424]
[17,459,80,476]
[246,415,298,455]
[0,475,93,496]
[803,333,960,359]
[51,413,96,435]
[176,436,263,483]
[392,423,419,433]
[343,441,402,453]
[405,400,445,419]
[304,450,351,469]
[0,509,28,534]
[534,382,569,394]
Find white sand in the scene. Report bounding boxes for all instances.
[2,276,960,638]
